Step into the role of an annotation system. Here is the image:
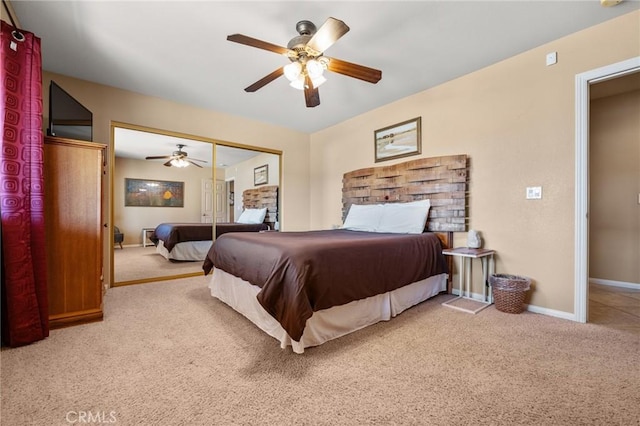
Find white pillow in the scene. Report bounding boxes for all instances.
[236,207,268,224]
[377,199,431,234]
[236,210,252,224]
[341,204,384,232]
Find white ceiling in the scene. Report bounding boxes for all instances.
[114,127,260,168]
[10,1,639,135]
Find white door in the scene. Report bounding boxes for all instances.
[214,179,227,223]
[201,178,214,223]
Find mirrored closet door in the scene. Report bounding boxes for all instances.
[111,123,281,286]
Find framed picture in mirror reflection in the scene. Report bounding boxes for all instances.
[254,164,268,186]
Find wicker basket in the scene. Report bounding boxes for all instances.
[490,274,531,314]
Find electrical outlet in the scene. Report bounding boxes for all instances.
[526,186,542,200]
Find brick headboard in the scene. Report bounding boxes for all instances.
[243,185,278,228]
[342,155,468,232]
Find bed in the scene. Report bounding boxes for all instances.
[203,155,468,353]
[151,222,269,261]
[151,185,279,261]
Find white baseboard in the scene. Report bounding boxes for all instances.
[451,289,577,321]
[589,278,640,290]
[526,278,640,322]
[451,289,488,301]
[524,304,576,321]
[527,278,639,322]
[523,279,639,322]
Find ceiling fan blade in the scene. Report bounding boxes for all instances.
[163,160,172,167]
[305,17,350,56]
[304,75,320,108]
[145,155,171,160]
[188,160,203,168]
[245,67,285,92]
[326,57,382,84]
[188,158,208,163]
[227,34,291,56]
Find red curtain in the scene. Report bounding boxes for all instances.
[1,20,48,346]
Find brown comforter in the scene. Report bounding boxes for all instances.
[152,222,269,252]
[215,222,269,238]
[203,229,447,341]
[151,223,213,252]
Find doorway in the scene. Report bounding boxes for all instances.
[214,179,226,222]
[588,72,640,330]
[574,56,640,323]
[226,180,235,222]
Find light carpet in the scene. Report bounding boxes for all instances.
[114,245,204,283]
[1,275,638,425]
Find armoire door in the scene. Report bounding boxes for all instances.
[44,136,105,328]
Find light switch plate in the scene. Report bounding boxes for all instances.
[526,186,542,199]
[546,52,557,66]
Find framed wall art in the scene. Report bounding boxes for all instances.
[374,117,422,163]
[124,178,184,207]
[254,164,268,186]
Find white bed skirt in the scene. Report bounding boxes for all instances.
[208,267,448,354]
[156,240,212,261]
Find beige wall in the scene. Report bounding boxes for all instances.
[223,152,280,221]
[309,11,640,314]
[589,89,640,285]
[114,157,214,246]
[42,71,310,231]
[42,71,310,285]
[37,11,640,311]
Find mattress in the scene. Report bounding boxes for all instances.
[209,267,447,353]
[204,229,448,343]
[155,240,212,261]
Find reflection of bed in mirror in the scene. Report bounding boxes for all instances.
[151,185,279,261]
[203,155,468,353]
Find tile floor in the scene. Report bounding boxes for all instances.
[589,283,640,333]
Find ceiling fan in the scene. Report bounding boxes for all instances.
[227,17,382,108]
[145,144,207,168]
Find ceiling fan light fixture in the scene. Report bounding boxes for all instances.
[228,17,381,107]
[289,76,305,90]
[306,59,324,78]
[170,158,189,168]
[311,75,326,88]
[284,62,302,81]
[287,60,327,90]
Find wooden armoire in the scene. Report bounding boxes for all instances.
[44,136,105,329]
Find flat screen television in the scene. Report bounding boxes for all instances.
[47,81,93,141]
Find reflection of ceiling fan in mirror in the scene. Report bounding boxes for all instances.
[145,144,207,168]
[227,17,382,108]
